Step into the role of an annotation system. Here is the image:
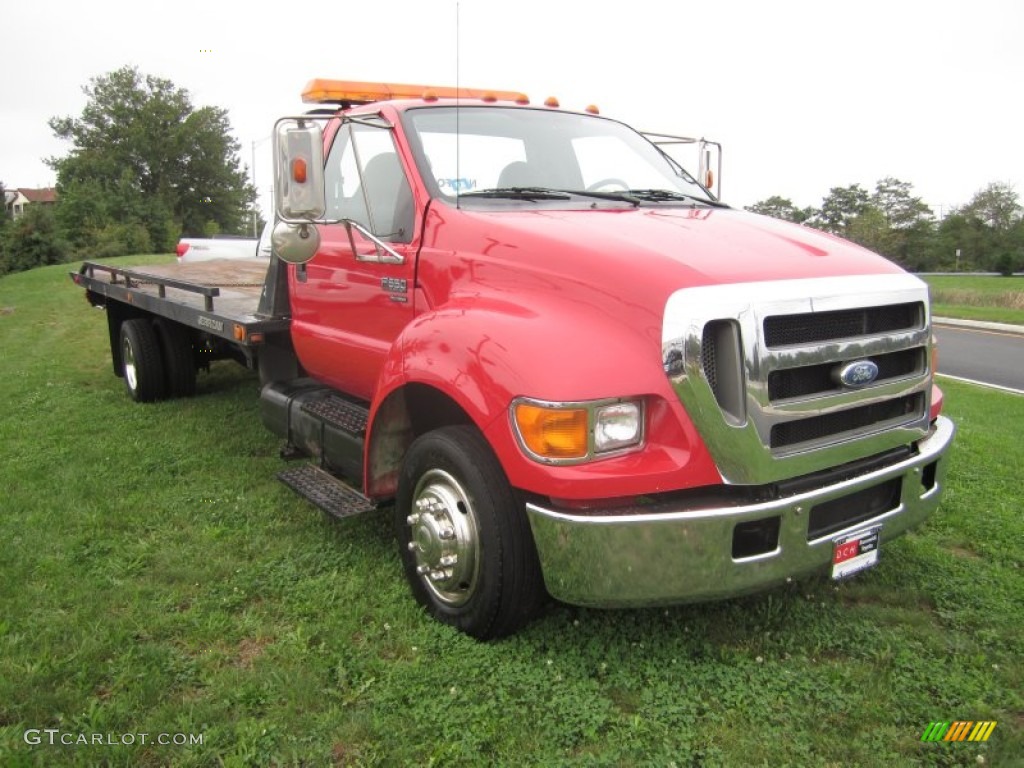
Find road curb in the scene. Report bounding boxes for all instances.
[933,317,1024,336]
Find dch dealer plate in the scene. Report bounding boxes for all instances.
[831,525,881,580]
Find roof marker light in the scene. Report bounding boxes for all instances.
[585,104,600,115]
[544,96,560,108]
[301,79,530,105]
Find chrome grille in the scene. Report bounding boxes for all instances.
[767,348,925,401]
[770,393,925,449]
[764,302,923,347]
[662,274,934,485]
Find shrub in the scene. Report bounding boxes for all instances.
[0,205,70,275]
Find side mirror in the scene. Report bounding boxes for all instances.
[272,221,321,265]
[274,118,325,221]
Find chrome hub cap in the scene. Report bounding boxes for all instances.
[123,338,138,391]
[406,469,480,607]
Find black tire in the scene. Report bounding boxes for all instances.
[396,425,546,640]
[119,319,167,403]
[154,319,196,398]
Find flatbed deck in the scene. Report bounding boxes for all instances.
[72,258,290,344]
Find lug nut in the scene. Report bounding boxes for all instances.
[440,527,455,540]
[417,564,430,575]
[406,514,420,525]
[440,555,457,566]
[407,542,417,552]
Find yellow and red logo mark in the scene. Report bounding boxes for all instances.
[921,721,997,742]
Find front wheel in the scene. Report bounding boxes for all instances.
[395,425,546,639]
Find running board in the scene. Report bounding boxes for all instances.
[278,464,375,520]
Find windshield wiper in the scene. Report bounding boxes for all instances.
[555,189,642,206]
[459,187,571,201]
[625,189,728,207]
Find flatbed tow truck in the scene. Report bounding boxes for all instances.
[72,79,955,638]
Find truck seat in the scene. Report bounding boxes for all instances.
[360,153,414,242]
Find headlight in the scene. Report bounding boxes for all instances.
[594,402,642,452]
[511,398,644,464]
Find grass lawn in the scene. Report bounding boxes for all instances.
[1,258,1021,766]
[922,275,1024,325]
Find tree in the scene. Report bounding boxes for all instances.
[48,66,254,256]
[959,183,1022,272]
[0,181,9,272]
[871,177,932,230]
[808,184,873,236]
[961,182,1021,231]
[868,177,934,268]
[845,206,890,256]
[745,195,814,224]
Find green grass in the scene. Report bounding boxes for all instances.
[923,275,1024,325]
[1,258,1022,766]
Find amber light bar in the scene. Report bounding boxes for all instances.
[302,79,530,106]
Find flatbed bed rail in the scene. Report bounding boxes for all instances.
[71,259,290,346]
[76,261,221,311]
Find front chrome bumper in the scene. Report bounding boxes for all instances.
[525,415,955,607]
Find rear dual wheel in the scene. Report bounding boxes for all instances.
[119,318,196,402]
[154,320,197,398]
[120,319,165,402]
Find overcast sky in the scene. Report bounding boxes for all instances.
[3,0,1021,218]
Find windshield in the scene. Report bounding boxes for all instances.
[403,106,715,204]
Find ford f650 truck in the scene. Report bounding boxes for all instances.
[71,79,955,639]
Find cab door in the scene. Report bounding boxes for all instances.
[290,117,419,401]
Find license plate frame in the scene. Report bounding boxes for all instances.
[831,525,881,580]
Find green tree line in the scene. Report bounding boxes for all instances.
[1,66,253,276]
[746,179,1024,274]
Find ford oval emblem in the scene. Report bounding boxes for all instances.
[838,360,880,388]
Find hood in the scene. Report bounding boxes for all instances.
[463,204,901,284]
[423,204,905,319]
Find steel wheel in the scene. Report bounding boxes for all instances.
[396,425,546,639]
[407,468,482,607]
[119,319,166,402]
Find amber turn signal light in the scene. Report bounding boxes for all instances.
[514,403,588,460]
[291,158,308,184]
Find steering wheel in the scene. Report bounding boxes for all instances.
[586,178,629,192]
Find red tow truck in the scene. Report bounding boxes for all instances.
[72,80,955,638]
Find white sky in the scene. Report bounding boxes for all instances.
[2,0,1021,219]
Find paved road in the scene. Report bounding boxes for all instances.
[934,324,1024,393]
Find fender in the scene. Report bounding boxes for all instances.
[364,289,722,500]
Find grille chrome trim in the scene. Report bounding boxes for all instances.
[662,274,934,484]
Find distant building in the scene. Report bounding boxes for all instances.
[5,187,57,218]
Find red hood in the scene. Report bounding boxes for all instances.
[422,204,905,320]
[460,204,901,283]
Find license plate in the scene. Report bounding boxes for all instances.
[831,525,881,579]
